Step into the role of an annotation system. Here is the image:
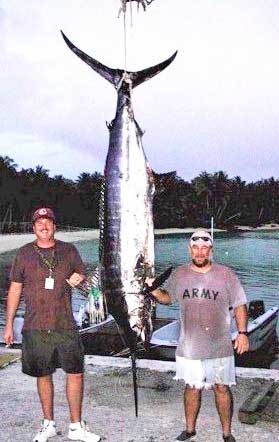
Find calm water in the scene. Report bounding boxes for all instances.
[0,231,279,332]
[72,231,279,327]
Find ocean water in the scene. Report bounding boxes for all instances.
[73,230,279,326]
[0,231,279,332]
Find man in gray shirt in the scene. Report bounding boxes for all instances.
[147,230,249,442]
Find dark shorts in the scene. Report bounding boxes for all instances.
[22,329,84,377]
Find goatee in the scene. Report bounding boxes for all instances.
[192,259,210,268]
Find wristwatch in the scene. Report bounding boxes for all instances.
[238,331,248,335]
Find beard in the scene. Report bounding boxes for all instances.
[192,258,210,268]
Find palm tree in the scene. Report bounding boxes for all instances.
[192,171,212,213]
[191,171,232,226]
[0,155,17,172]
[77,172,103,227]
[0,156,19,231]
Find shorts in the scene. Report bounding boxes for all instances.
[174,355,236,389]
[22,329,84,377]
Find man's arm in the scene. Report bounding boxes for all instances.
[234,304,249,354]
[4,282,23,345]
[149,287,172,305]
[66,245,86,288]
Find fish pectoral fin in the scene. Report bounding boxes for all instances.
[106,120,114,130]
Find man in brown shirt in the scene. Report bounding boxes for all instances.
[4,207,100,442]
[147,230,249,442]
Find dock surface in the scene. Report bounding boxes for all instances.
[0,355,278,442]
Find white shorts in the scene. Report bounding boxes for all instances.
[174,355,236,389]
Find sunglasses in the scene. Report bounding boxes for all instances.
[191,236,211,242]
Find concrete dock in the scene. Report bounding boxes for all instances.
[0,352,278,442]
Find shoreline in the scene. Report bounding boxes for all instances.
[0,228,217,254]
[0,223,279,254]
[0,230,99,254]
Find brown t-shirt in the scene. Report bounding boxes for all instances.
[10,240,85,330]
[163,262,247,360]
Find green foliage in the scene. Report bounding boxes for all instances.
[0,157,102,232]
[0,155,278,231]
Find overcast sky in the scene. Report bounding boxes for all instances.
[1,1,279,182]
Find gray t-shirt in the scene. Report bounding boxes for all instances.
[163,262,247,360]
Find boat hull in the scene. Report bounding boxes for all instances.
[0,314,114,345]
[150,307,279,362]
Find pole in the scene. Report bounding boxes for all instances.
[211,216,214,242]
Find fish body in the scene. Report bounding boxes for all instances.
[101,80,155,347]
[61,31,176,349]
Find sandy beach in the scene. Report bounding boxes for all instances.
[235,223,279,232]
[0,228,211,254]
[0,230,99,254]
[1,224,279,254]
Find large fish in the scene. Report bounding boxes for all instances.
[61,30,176,414]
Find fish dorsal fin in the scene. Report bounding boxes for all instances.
[98,177,106,263]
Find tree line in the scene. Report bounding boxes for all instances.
[1,155,278,233]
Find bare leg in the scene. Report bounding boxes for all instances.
[213,384,233,437]
[66,373,84,423]
[184,385,202,432]
[37,375,54,420]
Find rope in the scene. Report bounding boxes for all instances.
[130,0,133,26]
[123,10,127,71]
[122,1,134,72]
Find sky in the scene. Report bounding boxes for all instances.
[1,0,279,183]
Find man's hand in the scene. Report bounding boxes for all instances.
[3,323,14,346]
[4,281,22,346]
[145,277,155,290]
[143,277,172,305]
[66,272,85,288]
[234,334,249,354]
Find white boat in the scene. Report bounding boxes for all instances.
[0,304,114,345]
[150,301,279,360]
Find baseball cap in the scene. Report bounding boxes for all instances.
[32,207,56,224]
[189,230,213,247]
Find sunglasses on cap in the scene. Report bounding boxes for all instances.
[191,236,211,242]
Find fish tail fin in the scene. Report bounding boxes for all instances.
[61,31,177,90]
[61,30,122,88]
[130,51,177,89]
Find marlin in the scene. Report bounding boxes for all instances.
[61,30,176,415]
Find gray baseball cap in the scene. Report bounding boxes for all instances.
[189,230,213,247]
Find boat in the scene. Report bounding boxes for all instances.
[0,303,114,345]
[150,301,279,361]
